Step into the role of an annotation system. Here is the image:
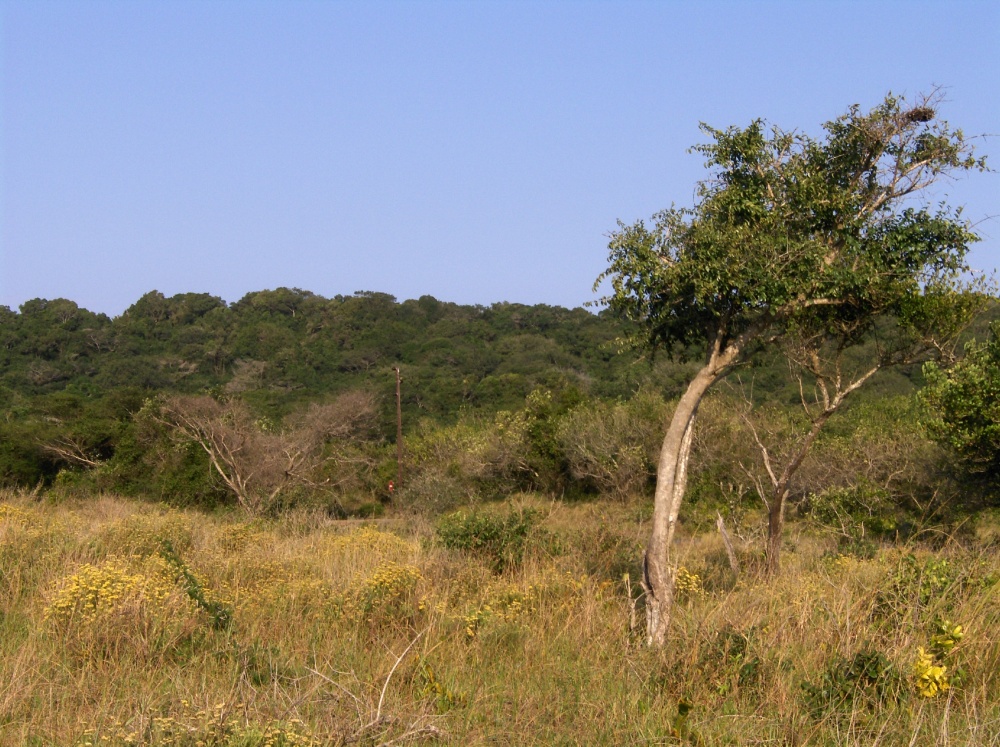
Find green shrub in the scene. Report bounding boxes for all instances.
[806,483,903,557]
[875,552,961,620]
[699,626,764,698]
[801,649,904,717]
[436,506,542,572]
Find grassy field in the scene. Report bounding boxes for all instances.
[2,490,1000,746]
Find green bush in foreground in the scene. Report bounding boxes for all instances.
[436,506,542,572]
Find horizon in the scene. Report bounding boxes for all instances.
[2,285,607,319]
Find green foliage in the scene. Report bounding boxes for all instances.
[436,506,542,573]
[921,322,1000,482]
[1,290,669,499]
[416,661,468,713]
[806,483,896,556]
[801,649,903,717]
[159,540,233,631]
[556,389,666,499]
[699,626,764,697]
[597,92,988,592]
[112,403,229,508]
[929,618,965,659]
[878,553,960,615]
[598,93,984,362]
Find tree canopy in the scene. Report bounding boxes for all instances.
[600,93,985,361]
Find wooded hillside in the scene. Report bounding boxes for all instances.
[2,288,996,519]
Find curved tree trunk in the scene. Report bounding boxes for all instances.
[641,325,754,647]
[642,366,718,647]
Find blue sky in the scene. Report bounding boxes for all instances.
[2,1,997,316]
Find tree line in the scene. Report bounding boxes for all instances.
[0,288,703,497]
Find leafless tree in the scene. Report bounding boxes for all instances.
[155,390,378,516]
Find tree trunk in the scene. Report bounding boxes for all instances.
[717,512,741,576]
[642,366,717,647]
[766,493,786,576]
[764,408,834,576]
[641,322,754,646]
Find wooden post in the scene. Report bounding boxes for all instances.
[394,366,403,492]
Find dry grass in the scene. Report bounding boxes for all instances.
[2,489,1000,745]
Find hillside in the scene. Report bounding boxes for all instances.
[0,289,651,489]
[2,289,996,515]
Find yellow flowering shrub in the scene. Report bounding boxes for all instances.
[327,525,415,557]
[461,581,535,640]
[77,702,320,747]
[531,568,591,606]
[93,511,193,558]
[228,558,303,593]
[675,566,703,598]
[217,521,264,552]
[0,503,32,526]
[209,553,332,624]
[341,561,423,630]
[1,503,77,608]
[308,525,417,595]
[44,556,202,660]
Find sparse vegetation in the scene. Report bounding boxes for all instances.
[4,490,1000,744]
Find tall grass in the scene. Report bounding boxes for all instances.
[2,489,1000,745]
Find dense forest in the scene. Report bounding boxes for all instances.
[2,287,997,525]
[0,288,678,506]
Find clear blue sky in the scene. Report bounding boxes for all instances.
[2,1,997,317]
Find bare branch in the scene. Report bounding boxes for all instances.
[40,437,103,468]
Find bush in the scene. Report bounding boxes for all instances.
[801,649,904,717]
[556,389,666,500]
[43,556,204,662]
[876,552,961,619]
[340,561,423,633]
[921,323,1000,482]
[436,506,542,573]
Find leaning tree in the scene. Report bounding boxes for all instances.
[598,91,986,647]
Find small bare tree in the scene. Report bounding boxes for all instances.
[740,295,985,575]
[155,390,378,516]
[42,436,104,469]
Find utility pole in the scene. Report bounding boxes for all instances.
[394,366,403,493]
